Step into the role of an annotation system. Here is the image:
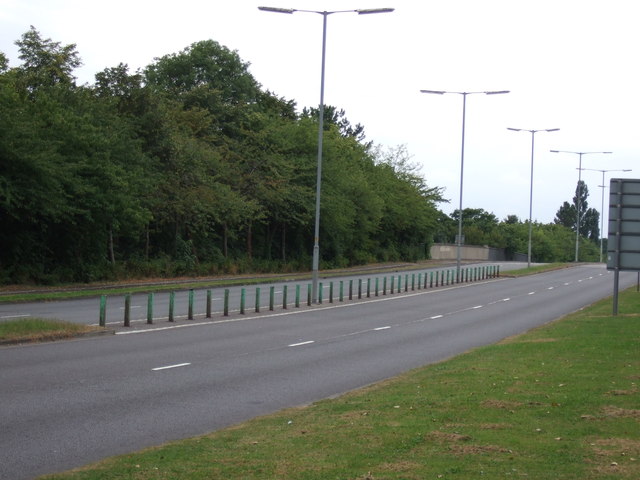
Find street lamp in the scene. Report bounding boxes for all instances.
[550,150,612,262]
[507,128,559,268]
[420,90,510,281]
[580,167,631,262]
[259,6,394,303]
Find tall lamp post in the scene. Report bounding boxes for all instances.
[507,128,560,268]
[420,90,509,281]
[259,6,394,303]
[550,150,612,262]
[580,167,631,262]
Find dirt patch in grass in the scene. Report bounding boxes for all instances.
[427,431,472,443]
[449,444,513,455]
[481,399,523,410]
[607,389,638,396]
[602,406,640,419]
[590,438,640,477]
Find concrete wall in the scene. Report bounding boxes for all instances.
[430,243,509,261]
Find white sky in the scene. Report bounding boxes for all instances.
[1,0,638,226]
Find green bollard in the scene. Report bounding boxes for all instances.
[412,274,415,291]
[398,275,402,292]
[375,277,379,296]
[446,270,450,285]
[339,281,344,302]
[383,276,387,295]
[124,294,131,327]
[390,275,395,294]
[255,287,261,313]
[329,282,334,303]
[349,280,353,300]
[497,265,501,277]
[283,285,288,309]
[168,292,175,322]
[318,282,323,304]
[357,279,362,299]
[240,288,246,314]
[270,286,275,310]
[99,295,107,327]
[206,290,212,318]
[366,278,371,298]
[405,274,409,292]
[147,293,154,324]
[417,273,421,290]
[188,289,194,320]
[224,289,230,316]
[295,284,301,308]
[307,284,312,306]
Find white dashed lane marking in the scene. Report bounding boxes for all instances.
[152,363,191,371]
[288,341,315,347]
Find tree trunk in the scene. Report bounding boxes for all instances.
[108,225,115,265]
[145,225,150,261]
[281,223,286,262]
[223,223,228,258]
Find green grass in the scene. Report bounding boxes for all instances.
[501,262,570,277]
[40,286,640,480]
[0,318,102,344]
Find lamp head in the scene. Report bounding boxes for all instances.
[258,6,295,13]
[357,8,394,14]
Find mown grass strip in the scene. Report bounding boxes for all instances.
[0,318,102,344]
[501,262,569,277]
[41,286,640,480]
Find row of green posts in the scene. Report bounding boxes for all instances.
[98,265,500,327]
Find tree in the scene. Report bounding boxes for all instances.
[554,180,600,240]
[13,26,81,93]
[450,208,499,245]
[301,106,367,143]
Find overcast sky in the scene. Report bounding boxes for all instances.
[2,0,638,226]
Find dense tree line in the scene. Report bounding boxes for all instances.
[1,28,446,284]
[0,29,602,285]
[434,193,601,264]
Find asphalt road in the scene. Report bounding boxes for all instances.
[0,264,635,479]
[0,262,519,327]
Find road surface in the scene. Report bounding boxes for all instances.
[0,264,634,479]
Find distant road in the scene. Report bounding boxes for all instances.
[0,264,634,479]
[0,261,528,327]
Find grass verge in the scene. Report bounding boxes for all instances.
[0,318,103,344]
[0,262,424,303]
[500,262,570,277]
[41,286,639,479]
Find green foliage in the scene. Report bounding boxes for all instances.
[1,28,602,284]
[555,180,600,241]
[0,28,446,284]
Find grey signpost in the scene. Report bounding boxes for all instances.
[607,178,640,314]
